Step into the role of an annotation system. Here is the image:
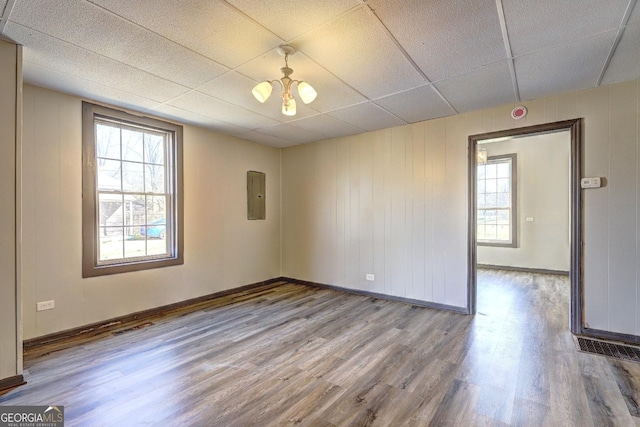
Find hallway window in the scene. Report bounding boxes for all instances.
[477,154,517,247]
[82,102,184,277]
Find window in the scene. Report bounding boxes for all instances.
[82,102,183,277]
[477,154,517,247]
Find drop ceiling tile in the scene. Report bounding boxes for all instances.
[88,0,283,68]
[288,114,365,139]
[630,1,640,24]
[168,91,279,129]
[295,7,426,99]
[515,31,617,101]
[374,85,456,123]
[234,131,297,148]
[368,0,506,82]
[327,102,406,132]
[257,123,326,145]
[7,22,188,102]
[0,1,8,18]
[601,22,640,85]
[9,0,229,87]
[434,61,516,113]
[238,49,368,113]
[226,0,357,41]
[149,104,245,135]
[197,71,320,123]
[502,0,630,56]
[23,60,159,111]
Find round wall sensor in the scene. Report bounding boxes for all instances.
[511,106,527,120]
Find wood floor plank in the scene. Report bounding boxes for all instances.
[2,271,640,426]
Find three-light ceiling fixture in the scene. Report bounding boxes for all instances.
[252,45,317,116]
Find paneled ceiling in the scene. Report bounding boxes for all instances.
[1,0,639,147]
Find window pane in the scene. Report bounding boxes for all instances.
[497,162,510,178]
[496,209,510,224]
[485,193,497,207]
[99,193,123,227]
[122,129,144,162]
[146,196,166,223]
[147,237,168,256]
[485,164,497,179]
[497,225,510,240]
[99,227,124,261]
[146,164,166,193]
[496,192,510,208]
[145,133,165,165]
[477,224,486,240]
[477,165,485,180]
[477,194,486,209]
[124,227,147,258]
[485,225,497,239]
[122,161,145,193]
[477,179,485,194]
[96,123,120,160]
[486,178,497,193]
[497,178,510,193]
[97,159,122,191]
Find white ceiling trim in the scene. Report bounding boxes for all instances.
[596,0,638,86]
[495,0,520,102]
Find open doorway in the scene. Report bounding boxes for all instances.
[467,119,583,334]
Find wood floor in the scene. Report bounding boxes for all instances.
[2,270,640,426]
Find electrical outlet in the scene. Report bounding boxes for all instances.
[37,300,55,311]
[366,274,375,281]
[526,217,534,222]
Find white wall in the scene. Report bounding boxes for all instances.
[22,85,281,339]
[282,79,640,336]
[0,39,21,382]
[477,133,570,272]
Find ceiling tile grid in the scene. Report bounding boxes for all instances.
[326,102,406,132]
[88,0,283,68]
[501,0,631,57]
[367,0,507,82]
[434,61,517,113]
[293,7,427,99]
[225,0,359,41]
[374,84,457,123]
[7,22,189,103]
[1,0,639,147]
[514,30,618,101]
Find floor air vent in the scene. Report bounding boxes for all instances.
[577,337,640,363]
[112,322,154,336]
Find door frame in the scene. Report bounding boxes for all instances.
[467,118,583,334]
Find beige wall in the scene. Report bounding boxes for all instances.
[22,84,281,339]
[282,79,640,335]
[477,132,571,272]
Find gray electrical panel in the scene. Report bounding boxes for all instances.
[247,171,266,220]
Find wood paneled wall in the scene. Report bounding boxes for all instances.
[282,79,640,335]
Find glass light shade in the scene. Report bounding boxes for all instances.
[297,81,317,104]
[282,98,296,116]
[252,81,272,103]
[477,148,488,164]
